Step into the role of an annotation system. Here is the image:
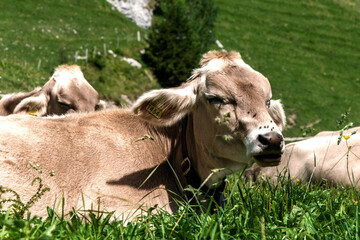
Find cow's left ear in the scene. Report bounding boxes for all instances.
[268,99,286,131]
[132,82,198,126]
[13,93,49,116]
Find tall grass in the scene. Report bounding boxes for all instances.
[1,174,359,239]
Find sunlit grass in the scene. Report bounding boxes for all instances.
[1,175,359,239]
[213,0,360,137]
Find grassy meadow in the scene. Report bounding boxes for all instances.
[1,175,360,239]
[0,0,157,103]
[1,0,360,238]
[0,0,359,134]
[213,0,360,136]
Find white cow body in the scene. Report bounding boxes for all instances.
[246,127,360,187]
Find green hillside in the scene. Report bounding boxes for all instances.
[0,0,155,102]
[0,0,359,137]
[213,0,360,136]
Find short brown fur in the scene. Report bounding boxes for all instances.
[0,51,284,220]
[200,51,241,66]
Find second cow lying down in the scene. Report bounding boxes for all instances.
[0,65,99,116]
[0,51,286,219]
[245,127,360,187]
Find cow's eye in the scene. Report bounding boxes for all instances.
[266,100,271,108]
[58,101,73,109]
[206,94,225,105]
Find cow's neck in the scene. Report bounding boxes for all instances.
[144,116,227,207]
[178,115,203,189]
[182,114,227,187]
[144,116,226,193]
[173,115,226,207]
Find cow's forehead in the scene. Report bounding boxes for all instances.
[196,58,271,99]
[48,65,99,109]
[52,65,90,88]
[198,51,254,74]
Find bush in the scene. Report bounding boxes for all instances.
[143,0,217,87]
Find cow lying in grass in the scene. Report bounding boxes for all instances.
[245,126,360,187]
[0,51,286,219]
[0,65,99,116]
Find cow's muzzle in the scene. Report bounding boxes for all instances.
[254,132,284,166]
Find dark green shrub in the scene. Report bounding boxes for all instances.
[143,0,217,87]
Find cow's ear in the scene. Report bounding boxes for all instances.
[268,99,286,131]
[0,88,41,115]
[13,93,49,116]
[132,83,198,126]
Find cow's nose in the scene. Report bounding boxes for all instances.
[257,132,284,151]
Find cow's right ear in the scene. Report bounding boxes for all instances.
[13,93,49,116]
[132,83,198,126]
[268,99,286,131]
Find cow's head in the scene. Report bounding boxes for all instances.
[133,51,285,184]
[13,65,99,116]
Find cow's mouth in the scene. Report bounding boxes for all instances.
[254,154,282,166]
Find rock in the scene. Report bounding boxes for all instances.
[106,0,153,29]
[215,40,224,49]
[121,57,142,69]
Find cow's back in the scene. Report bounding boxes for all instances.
[0,110,179,218]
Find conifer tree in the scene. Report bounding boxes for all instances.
[143,0,217,87]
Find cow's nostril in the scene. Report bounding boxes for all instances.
[257,132,284,150]
[258,134,270,146]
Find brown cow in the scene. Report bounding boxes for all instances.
[0,51,285,219]
[0,65,99,116]
[245,127,360,187]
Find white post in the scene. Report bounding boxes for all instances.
[93,47,97,59]
[137,31,141,42]
[75,50,88,63]
[37,59,41,69]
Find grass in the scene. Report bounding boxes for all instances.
[0,0,157,103]
[213,0,360,137]
[0,0,141,73]
[1,175,359,239]
[82,52,159,103]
